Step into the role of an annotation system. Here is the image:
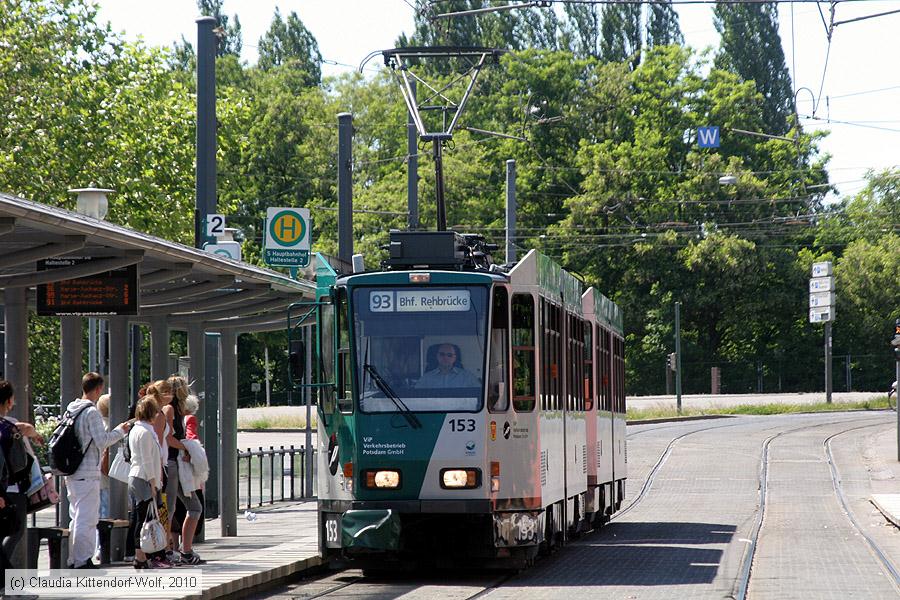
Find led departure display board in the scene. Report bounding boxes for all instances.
[36,257,138,316]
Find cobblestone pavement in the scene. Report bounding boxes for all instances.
[484,412,900,600]
[252,411,900,600]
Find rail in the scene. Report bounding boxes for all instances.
[238,445,317,510]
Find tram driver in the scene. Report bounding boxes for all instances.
[416,343,480,389]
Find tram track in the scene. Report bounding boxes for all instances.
[824,422,900,591]
[731,414,894,600]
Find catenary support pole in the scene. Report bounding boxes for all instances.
[219,330,237,536]
[407,81,418,230]
[825,321,833,403]
[338,112,353,264]
[108,316,129,520]
[196,16,217,248]
[4,287,29,565]
[433,141,446,231]
[506,159,517,263]
[675,301,683,415]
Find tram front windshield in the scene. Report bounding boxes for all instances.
[353,286,488,413]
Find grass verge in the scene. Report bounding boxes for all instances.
[627,397,892,421]
[239,414,316,430]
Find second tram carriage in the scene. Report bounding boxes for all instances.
[290,230,625,568]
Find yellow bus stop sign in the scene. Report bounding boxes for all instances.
[264,207,311,267]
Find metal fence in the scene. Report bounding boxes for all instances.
[670,353,894,395]
[237,445,317,510]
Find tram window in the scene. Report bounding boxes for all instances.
[584,322,594,410]
[544,302,562,411]
[337,288,353,414]
[488,287,510,412]
[511,294,535,412]
[320,302,336,413]
[599,327,611,412]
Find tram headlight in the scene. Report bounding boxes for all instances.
[441,468,480,489]
[365,470,401,489]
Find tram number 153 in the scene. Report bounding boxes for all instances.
[324,514,342,548]
[449,418,476,432]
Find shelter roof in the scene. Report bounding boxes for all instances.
[0,191,314,332]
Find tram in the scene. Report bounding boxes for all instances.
[289,230,626,568]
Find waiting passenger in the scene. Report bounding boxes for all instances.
[416,343,480,389]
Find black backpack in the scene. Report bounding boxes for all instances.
[0,418,34,486]
[48,405,94,476]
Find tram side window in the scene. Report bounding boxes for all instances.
[511,294,535,412]
[337,288,353,414]
[319,301,336,413]
[541,300,557,411]
[599,327,611,412]
[488,287,510,412]
[616,338,625,414]
[584,322,594,410]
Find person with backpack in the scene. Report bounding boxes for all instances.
[0,380,41,592]
[59,372,131,569]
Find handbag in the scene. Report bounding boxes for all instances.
[26,474,59,514]
[139,500,167,554]
[108,450,130,484]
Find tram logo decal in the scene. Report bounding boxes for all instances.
[328,433,340,476]
[466,440,476,456]
[503,422,511,439]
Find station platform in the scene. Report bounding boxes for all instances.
[33,500,322,599]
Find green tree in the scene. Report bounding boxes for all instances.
[257,8,322,86]
[560,4,600,59]
[714,2,795,135]
[646,1,683,48]
[599,4,642,68]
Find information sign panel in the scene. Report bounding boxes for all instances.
[809,306,834,323]
[203,241,241,262]
[809,291,835,308]
[206,214,226,238]
[809,277,834,293]
[264,207,311,267]
[811,261,833,277]
[36,257,138,316]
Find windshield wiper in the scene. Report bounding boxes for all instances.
[363,363,421,429]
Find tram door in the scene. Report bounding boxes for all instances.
[318,288,355,502]
[488,288,540,510]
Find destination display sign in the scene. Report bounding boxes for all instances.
[36,257,138,316]
[369,289,471,313]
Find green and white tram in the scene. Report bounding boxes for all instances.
[289,230,626,568]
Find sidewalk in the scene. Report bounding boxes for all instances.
[34,500,322,600]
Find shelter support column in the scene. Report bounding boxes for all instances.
[187,322,206,541]
[219,329,237,536]
[149,316,169,380]
[108,316,129,519]
[59,316,82,527]
[4,287,29,566]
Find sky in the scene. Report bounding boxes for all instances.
[93,1,900,201]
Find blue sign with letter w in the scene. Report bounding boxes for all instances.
[697,126,720,148]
